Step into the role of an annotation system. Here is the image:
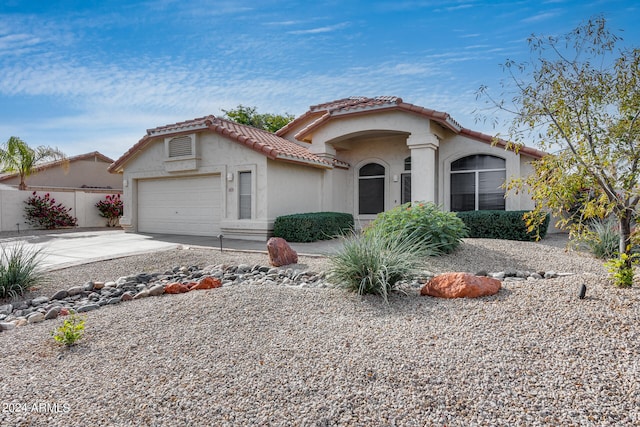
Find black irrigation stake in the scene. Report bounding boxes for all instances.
[578,284,587,299]
[218,234,224,253]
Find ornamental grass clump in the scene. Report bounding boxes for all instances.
[327,226,435,302]
[581,217,621,259]
[367,202,467,254]
[0,243,45,299]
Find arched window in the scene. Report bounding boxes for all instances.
[450,155,506,211]
[359,163,385,214]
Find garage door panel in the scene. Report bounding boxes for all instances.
[138,175,221,236]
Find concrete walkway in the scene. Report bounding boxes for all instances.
[0,228,344,271]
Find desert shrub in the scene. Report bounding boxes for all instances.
[604,253,638,288]
[455,210,550,241]
[581,217,620,259]
[96,194,123,227]
[0,243,45,299]
[367,202,467,254]
[24,192,77,229]
[52,314,85,346]
[273,212,354,242]
[327,227,435,302]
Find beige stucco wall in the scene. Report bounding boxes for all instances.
[265,159,324,218]
[0,189,116,231]
[1,159,122,189]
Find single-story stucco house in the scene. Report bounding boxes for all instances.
[0,151,122,190]
[108,96,546,240]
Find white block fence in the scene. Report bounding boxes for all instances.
[0,187,122,232]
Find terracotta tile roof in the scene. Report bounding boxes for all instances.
[290,96,464,142]
[109,116,334,173]
[459,128,547,159]
[286,96,544,159]
[0,151,114,181]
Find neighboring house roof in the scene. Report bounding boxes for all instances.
[278,96,546,159]
[109,115,336,172]
[0,151,115,182]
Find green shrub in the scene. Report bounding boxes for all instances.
[273,212,354,242]
[367,202,467,254]
[604,253,637,288]
[327,227,435,302]
[0,243,45,299]
[52,314,85,346]
[455,210,550,241]
[24,192,78,229]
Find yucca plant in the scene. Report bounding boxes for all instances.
[328,226,436,302]
[0,243,45,299]
[582,217,621,259]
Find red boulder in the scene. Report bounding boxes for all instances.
[420,272,501,298]
[164,282,191,294]
[189,277,222,290]
[266,237,298,267]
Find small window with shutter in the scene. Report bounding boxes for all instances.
[168,136,193,158]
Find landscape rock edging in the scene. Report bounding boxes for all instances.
[0,265,572,331]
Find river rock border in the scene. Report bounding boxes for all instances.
[0,264,572,332]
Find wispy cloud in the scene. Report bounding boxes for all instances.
[521,10,561,23]
[287,22,350,35]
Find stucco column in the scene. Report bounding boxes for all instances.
[407,134,438,203]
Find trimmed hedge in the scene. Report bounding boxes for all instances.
[273,212,354,242]
[455,210,551,241]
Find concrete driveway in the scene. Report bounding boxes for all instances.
[0,229,343,271]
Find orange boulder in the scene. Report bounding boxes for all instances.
[189,277,222,290]
[164,282,191,294]
[420,272,501,298]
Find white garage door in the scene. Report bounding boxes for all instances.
[138,175,222,236]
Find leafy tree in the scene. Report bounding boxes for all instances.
[221,105,294,132]
[477,16,640,285]
[0,136,67,190]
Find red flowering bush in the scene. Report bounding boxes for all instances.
[96,194,123,227]
[24,192,78,229]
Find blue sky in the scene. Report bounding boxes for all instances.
[0,0,638,160]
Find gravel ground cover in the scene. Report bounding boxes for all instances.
[0,235,639,426]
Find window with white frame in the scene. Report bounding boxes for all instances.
[238,171,252,219]
[450,154,506,211]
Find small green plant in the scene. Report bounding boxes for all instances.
[95,194,123,227]
[52,314,85,346]
[604,252,638,288]
[24,192,78,229]
[0,243,45,299]
[327,226,435,302]
[367,202,467,254]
